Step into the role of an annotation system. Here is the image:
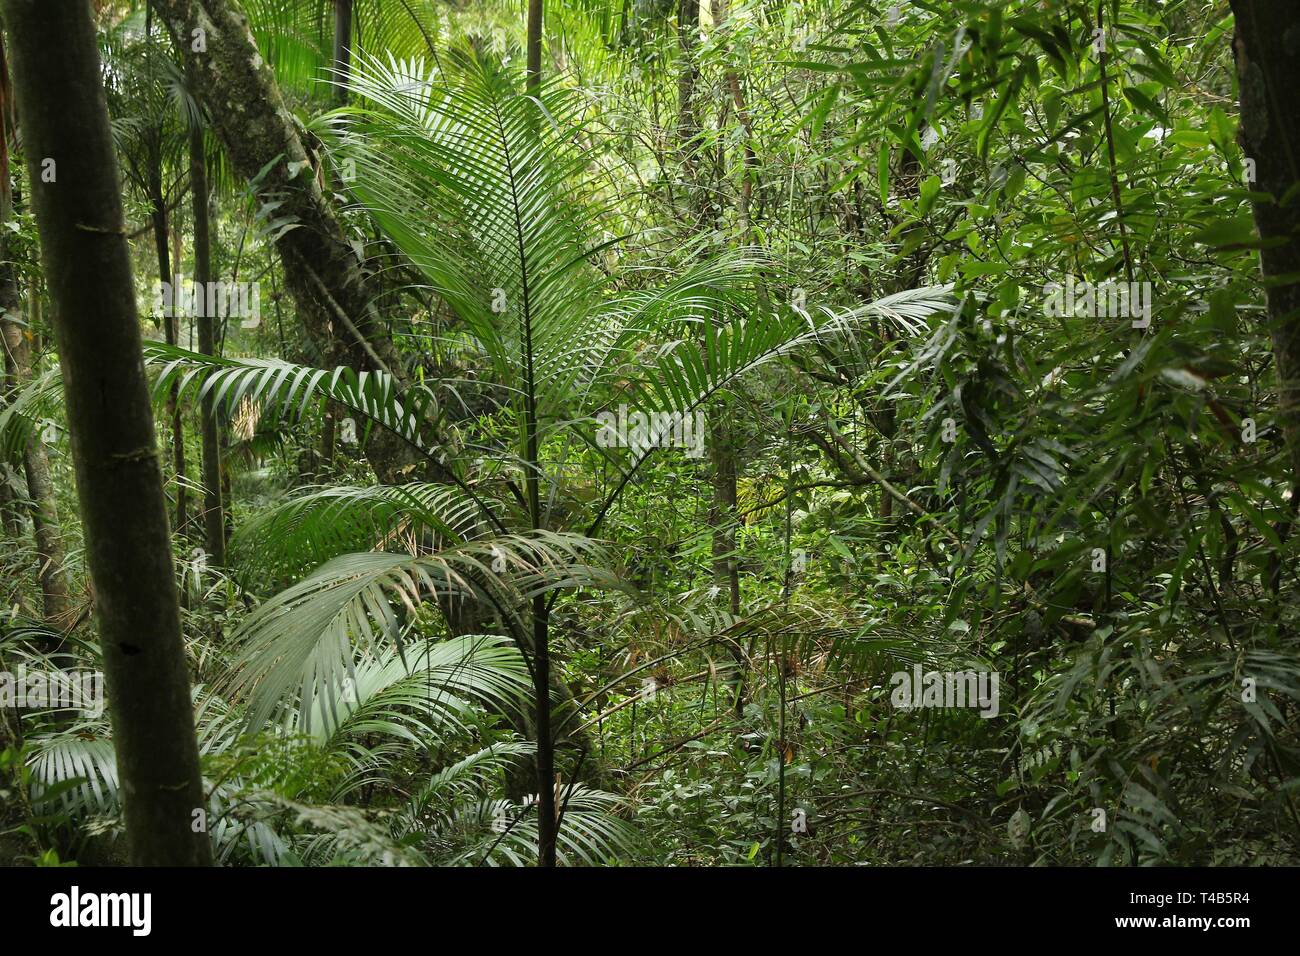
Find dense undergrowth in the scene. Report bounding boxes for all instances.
[2,0,1298,866]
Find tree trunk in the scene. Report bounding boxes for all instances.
[152,1,399,376]
[530,590,557,866]
[332,0,352,104]
[716,0,755,237]
[0,143,68,632]
[0,325,71,632]
[18,408,68,630]
[148,171,188,537]
[1,342,26,541]
[318,401,337,473]
[0,30,19,541]
[705,338,744,715]
[676,0,700,187]
[1229,1,1300,487]
[526,0,543,90]
[189,112,224,565]
[4,0,212,866]
[695,0,745,712]
[152,0,422,482]
[0,441,18,538]
[523,302,557,865]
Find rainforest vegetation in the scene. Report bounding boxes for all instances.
[1,0,1298,868]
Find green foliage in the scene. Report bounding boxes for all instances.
[3,0,1297,868]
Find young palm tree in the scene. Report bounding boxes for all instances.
[148,47,954,864]
[15,623,583,864]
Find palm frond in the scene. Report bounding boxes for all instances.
[419,784,637,866]
[331,48,615,418]
[224,532,619,731]
[0,368,63,459]
[230,482,500,587]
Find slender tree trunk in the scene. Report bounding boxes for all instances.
[0,28,19,541]
[676,0,700,191]
[518,0,568,856]
[517,16,555,844]
[0,151,68,631]
[524,328,557,868]
[0,324,70,631]
[189,114,224,565]
[1,345,24,542]
[4,0,211,866]
[727,72,755,235]
[526,0,543,90]
[874,147,924,523]
[707,423,741,623]
[221,425,234,542]
[321,1,350,475]
[19,415,68,629]
[705,333,744,715]
[0,413,18,537]
[1230,1,1300,487]
[332,0,352,104]
[530,593,557,865]
[690,0,744,712]
[148,170,187,536]
[715,0,755,236]
[0,473,17,546]
[318,402,337,473]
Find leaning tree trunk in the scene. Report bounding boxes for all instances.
[1230,0,1300,487]
[152,0,427,486]
[152,1,402,382]
[4,0,211,866]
